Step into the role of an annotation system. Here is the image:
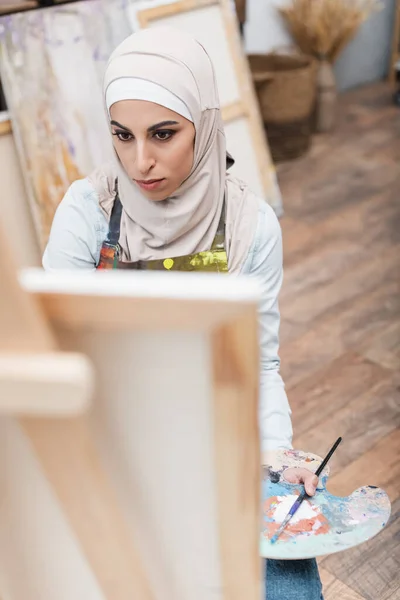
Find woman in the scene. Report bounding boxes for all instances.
[43,26,323,600]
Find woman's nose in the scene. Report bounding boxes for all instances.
[136,142,155,175]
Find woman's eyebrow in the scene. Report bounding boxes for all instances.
[147,120,179,132]
[110,120,132,132]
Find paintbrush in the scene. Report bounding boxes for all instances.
[270,436,342,544]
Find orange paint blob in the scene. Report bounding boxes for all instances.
[263,495,330,541]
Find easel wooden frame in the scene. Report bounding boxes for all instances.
[0,228,154,600]
[1,218,263,600]
[136,0,278,204]
[28,270,262,600]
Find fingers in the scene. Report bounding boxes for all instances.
[282,468,320,496]
[305,474,319,496]
[283,467,310,484]
[281,467,298,483]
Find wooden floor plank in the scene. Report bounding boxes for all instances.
[328,430,400,502]
[280,280,400,388]
[281,187,400,267]
[320,569,367,600]
[280,239,361,303]
[293,376,400,470]
[289,353,390,438]
[278,82,399,600]
[281,245,399,325]
[278,88,400,224]
[278,139,399,224]
[379,579,400,600]
[318,566,336,588]
[324,579,367,600]
[359,322,400,371]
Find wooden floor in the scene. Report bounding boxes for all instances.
[277,82,400,600]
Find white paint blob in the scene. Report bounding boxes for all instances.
[272,495,320,524]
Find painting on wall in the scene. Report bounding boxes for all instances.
[0,0,282,251]
[0,0,133,248]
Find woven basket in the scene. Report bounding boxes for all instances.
[248,52,317,162]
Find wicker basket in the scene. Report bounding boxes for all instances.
[248,52,317,162]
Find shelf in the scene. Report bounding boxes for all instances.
[0,2,37,15]
[0,0,80,16]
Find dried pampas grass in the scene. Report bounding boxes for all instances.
[279,0,382,63]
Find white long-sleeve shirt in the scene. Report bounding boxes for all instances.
[43,178,293,450]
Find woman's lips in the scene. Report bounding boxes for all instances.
[135,178,165,191]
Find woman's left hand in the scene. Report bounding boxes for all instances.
[282,467,319,496]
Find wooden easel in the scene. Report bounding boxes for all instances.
[0,224,263,600]
[0,227,154,599]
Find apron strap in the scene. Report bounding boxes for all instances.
[106,179,123,247]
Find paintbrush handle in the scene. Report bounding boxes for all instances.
[290,489,308,512]
[314,437,342,477]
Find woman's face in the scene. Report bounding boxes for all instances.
[110,100,195,201]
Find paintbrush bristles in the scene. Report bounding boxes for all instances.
[271,514,292,544]
[279,0,382,63]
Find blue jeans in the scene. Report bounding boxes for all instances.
[265,558,324,600]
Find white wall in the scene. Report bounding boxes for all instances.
[333,0,396,91]
[244,0,290,55]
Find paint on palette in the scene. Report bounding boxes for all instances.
[264,493,330,542]
[260,449,391,560]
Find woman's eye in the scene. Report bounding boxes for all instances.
[154,130,174,141]
[113,131,133,142]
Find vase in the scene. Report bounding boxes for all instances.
[315,58,337,132]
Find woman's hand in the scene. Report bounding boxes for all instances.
[282,467,319,496]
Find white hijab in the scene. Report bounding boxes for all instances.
[89,26,259,273]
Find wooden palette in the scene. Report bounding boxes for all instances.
[261,449,391,560]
